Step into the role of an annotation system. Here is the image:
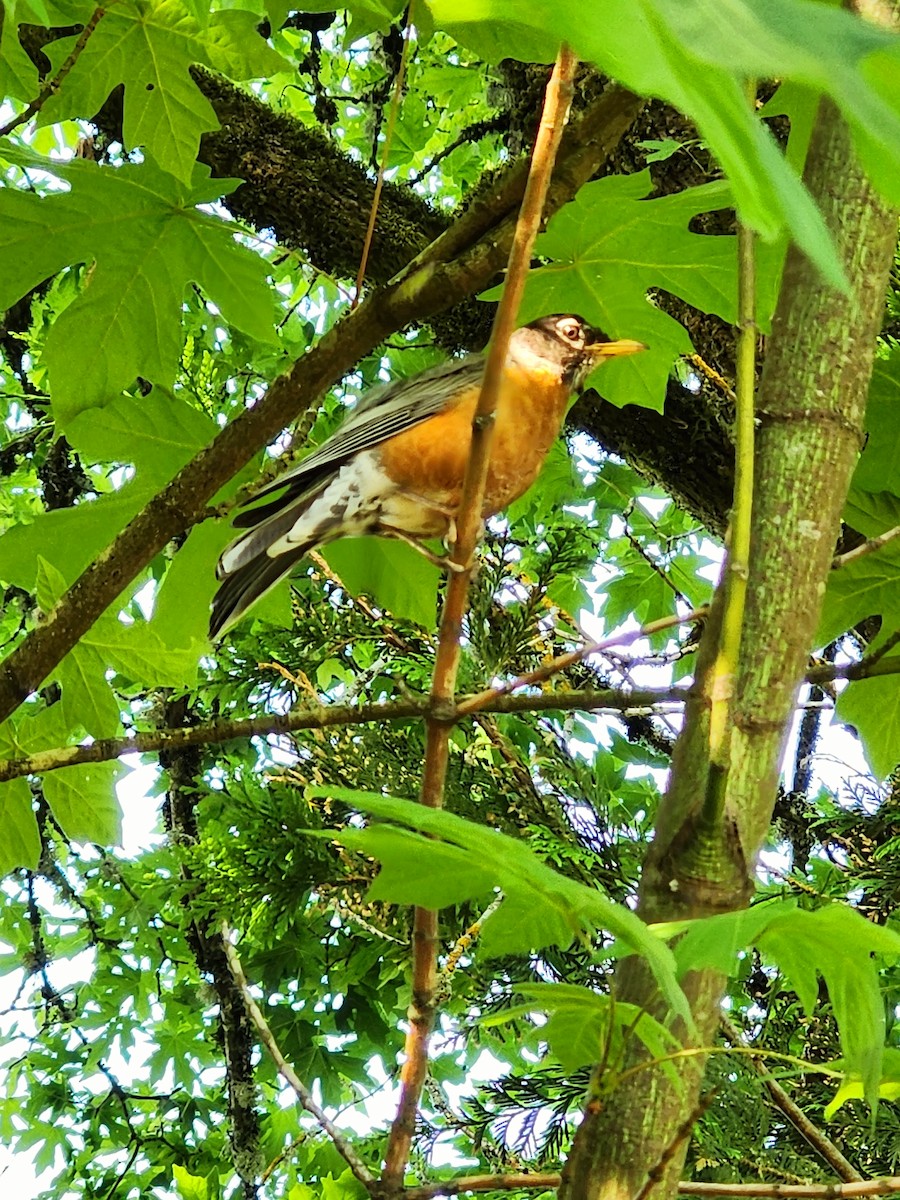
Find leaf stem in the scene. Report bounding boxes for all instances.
[703,78,758,827]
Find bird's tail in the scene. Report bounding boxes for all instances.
[208,486,322,640]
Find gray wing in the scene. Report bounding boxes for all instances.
[246,353,486,505]
[212,352,485,636]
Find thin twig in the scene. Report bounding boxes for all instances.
[0,6,109,140]
[456,607,708,716]
[351,4,416,307]
[622,501,688,605]
[406,115,506,185]
[380,44,580,1191]
[616,1045,843,1089]
[403,1177,900,1200]
[831,524,900,569]
[219,922,375,1186]
[686,353,737,404]
[720,1015,861,1182]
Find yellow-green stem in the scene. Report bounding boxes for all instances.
[704,78,758,826]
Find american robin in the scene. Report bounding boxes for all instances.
[209,314,646,637]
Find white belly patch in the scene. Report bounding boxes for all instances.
[264,450,449,559]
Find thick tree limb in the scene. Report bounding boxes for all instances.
[194,68,447,290]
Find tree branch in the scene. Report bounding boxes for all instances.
[381,44,580,1191]
[720,1016,862,1183]
[0,686,687,784]
[220,922,375,1188]
[402,1178,900,1200]
[456,608,707,716]
[0,81,644,729]
[161,695,262,1197]
[6,646,900,785]
[831,524,900,569]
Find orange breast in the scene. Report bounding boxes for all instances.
[375,362,569,519]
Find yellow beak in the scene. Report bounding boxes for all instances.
[590,338,649,358]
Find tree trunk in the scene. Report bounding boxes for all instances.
[560,97,897,1200]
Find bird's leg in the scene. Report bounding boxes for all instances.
[379,491,485,572]
[379,524,467,573]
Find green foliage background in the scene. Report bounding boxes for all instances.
[2,1,900,1198]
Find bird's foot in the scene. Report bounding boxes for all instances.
[380,524,468,573]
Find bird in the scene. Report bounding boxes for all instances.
[209,314,647,638]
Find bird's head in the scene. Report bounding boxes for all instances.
[517,314,647,389]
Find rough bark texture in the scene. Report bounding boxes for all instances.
[161,696,262,1197]
[559,99,898,1200]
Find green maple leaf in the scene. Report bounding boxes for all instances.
[853,348,900,499]
[322,538,441,629]
[0,0,44,101]
[0,388,220,611]
[36,557,200,740]
[310,788,693,1030]
[0,152,276,426]
[819,491,900,646]
[37,0,290,183]
[429,0,900,291]
[505,172,744,412]
[43,762,125,845]
[0,490,151,594]
[66,388,219,485]
[836,675,900,782]
[0,705,71,874]
[819,488,900,780]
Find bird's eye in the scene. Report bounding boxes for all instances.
[562,323,580,340]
